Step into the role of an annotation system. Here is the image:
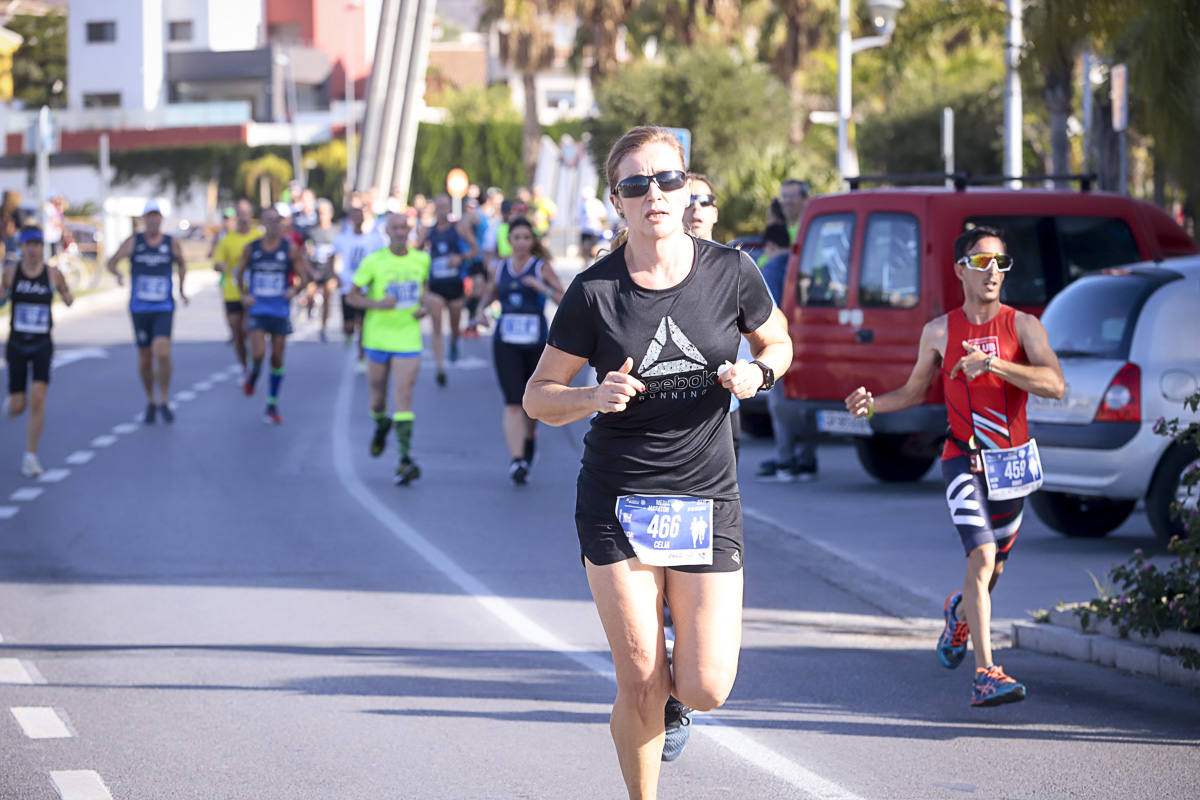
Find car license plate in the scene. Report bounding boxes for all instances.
[817,409,872,436]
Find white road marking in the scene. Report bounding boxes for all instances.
[38,469,71,483]
[0,506,19,519]
[227,364,243,374]
[50,770,113,800]
[66,451,95,465]
[112,423,138,434]
[331,356,864,800]
[10,487,43,501]
[210,371,229,382]
[174,391,197,402]
[0,659,44,684]
[90,435,118,447]
[194,381,213,391]
[11,707,73,739]
[51,348,109,369]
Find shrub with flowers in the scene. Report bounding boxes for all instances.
[1075,391,1200,670]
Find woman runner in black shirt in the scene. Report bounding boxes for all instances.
[524,126,791,798]
[3,226,74,477]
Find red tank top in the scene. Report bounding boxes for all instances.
[941,305,1029,460]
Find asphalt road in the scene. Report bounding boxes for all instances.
[0,278,1197,799]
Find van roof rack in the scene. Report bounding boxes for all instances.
[845,172,1097,192]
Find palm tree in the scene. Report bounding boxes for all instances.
[482,0,567,185]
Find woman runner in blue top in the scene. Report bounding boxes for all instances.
[471,217,564,485]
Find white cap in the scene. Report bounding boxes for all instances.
[142,198,163,216]
[273,201,293,218]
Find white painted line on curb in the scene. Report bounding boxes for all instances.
[50,770,113,800]
[11,707,73,739]
[174,390,197,401]
[38,469,70,483]
[331,356,865,800]
[0,506,19,519]
[112,423,138,434]
[0,659,44,684]
[194,381,212,391]
[65,451,95,465]
[91,435,118,447]
[10,487,43,502]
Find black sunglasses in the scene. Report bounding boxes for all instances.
[615,170,688,198]
[689,194,715,208]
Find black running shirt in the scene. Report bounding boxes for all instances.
[547,238,774,500]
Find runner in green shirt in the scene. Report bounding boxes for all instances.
[346,212,431,485]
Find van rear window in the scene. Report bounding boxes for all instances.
[860,212,919,308]
[964,215,1140,307]
[796,213,854,307]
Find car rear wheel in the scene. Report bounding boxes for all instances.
[1146,443,1200,545]
[855,434,940,483]
[1030,492,1136,538]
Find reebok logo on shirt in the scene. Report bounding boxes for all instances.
[637,316,716,400]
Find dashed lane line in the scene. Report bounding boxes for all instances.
[112,423,138,435]
[90,435,117,448]
[38,469,71,483]
[0,506,18,519]
[50,770,114,800]
[193,381,213,391]
[0,659,45,684]
[65,451,95,465]
[174,390,197,402]
[331,354,868,800]
[10,487,43,501]
[11,707,73,739]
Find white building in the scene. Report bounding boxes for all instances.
[67,0,266,112]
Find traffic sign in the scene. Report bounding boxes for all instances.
[446,168,469,199]
[664,127,691,169]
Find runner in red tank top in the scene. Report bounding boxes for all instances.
[843,226,1065,707]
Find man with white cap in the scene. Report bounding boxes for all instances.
[106,199,189,423]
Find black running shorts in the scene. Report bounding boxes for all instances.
[493,338,543,406]
[131,311,173,348]
[942,455,1024,561]
[429,279,465,302]
[340,295,363,323]
[6,338,53,393]
[574,478,744,573]
[224,300,244,315]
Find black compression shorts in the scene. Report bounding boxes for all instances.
[942,455,1024,561]
[493,338,543,405]
[574,478,744,573]
[6,338,52,393]
[429,280,465,302]
[224,300,244,315]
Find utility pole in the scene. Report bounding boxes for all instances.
[1003,0,1023,188]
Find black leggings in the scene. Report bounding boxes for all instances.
[493,338,544,405]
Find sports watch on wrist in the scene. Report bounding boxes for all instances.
[750,360,775,391]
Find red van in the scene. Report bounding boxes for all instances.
[778,184,1198,482]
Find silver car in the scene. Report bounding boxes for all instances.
[1027,256,1200,543]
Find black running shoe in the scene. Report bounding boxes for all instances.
[509,458,529,485]
[159,404,175,424]
[662,696,692,762]
[369,417,392,457]
[395,458,421,486]
[523,437,536,466]
[144,402,157,424]
[435,370,447,387]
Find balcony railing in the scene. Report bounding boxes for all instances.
[3,102,253,134]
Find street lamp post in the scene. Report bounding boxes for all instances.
[837,0,904,183]
[274,50,306,190]
[345,0,363,195]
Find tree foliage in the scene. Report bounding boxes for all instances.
[7,12,67,109]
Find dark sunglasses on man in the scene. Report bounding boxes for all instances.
[615,170,688,198]
[689,194,715,208]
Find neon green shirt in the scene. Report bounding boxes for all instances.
[353,247,431,353]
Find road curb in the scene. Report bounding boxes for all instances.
[1012,620,1200,690]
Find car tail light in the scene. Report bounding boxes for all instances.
[1094,362,1141,423]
